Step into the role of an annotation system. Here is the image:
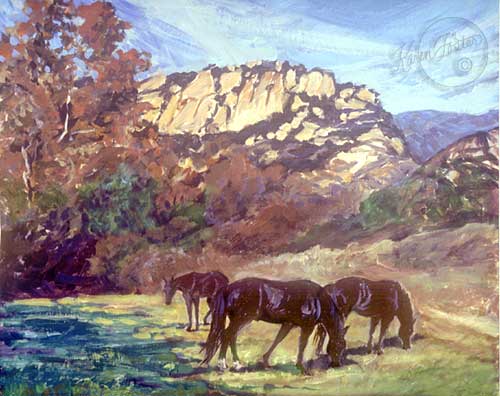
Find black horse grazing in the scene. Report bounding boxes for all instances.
[201,277,347,374]
[162,271,229,332]
[315,276,416,356]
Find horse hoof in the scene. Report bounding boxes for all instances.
[217,359,228,371]
[296,364,311,376]
[301,368,312,376]
[376,349,384,355]
[232,361,245,371]
[186,327,194,332]
[260,360,271,369]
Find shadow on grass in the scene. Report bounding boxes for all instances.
[309,333,426,371]
[173,322,212,330]
[347,333,425,356]
[242,361,300,374]
[176,335,430,377]
[306,354,359,371]
[167,361,302,379]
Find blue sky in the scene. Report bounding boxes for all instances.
[1,0,498,114]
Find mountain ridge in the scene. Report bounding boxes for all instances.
[138,60,417,219]
[361,128,498,229]
[395,109,499,163]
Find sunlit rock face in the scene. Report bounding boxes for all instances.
[139,60,418,216]
[141,61,338,136]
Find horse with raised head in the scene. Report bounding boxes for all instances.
[162,271,229,332]
[315,276,416,356]
[201,277,347,374]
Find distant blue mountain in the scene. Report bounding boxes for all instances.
[395,109,499,163]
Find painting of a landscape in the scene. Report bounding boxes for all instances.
[0,1,498,395]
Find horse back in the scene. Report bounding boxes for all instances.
[193,271,229,297]
[225,278,322,326]
[330,276,400,317]
[175,271,228,298]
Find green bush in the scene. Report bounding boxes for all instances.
[78,165,158,237]
[360,187,401,228]
[0,178,29,222]
[34,185,68,214]
[173,202,206,227]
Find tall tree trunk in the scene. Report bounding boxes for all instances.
[57,92,72,143]
[20,144,34,204]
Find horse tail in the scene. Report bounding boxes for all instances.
[201,288,227,365]
[313,323,327,355]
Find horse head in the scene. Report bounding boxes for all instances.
[162,275,176,305]
[399,316,416,350]
[327,324,349,367]
[319,287,349,367]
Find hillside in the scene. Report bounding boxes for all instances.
[0,59,421,297]
[395,109,499,163]
[2,59,497,299]
[139,60,417,217]
[361,129,499,228]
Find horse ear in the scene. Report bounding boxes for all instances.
[344,325,350,334]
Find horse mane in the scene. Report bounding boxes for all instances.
[218,272,230,283]
[396,283,414,325]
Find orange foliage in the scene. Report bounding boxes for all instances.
[0,0,151,205]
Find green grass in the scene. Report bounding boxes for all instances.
[0,294,497,396]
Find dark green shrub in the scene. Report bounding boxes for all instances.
[360,187,401,228]
[78,165,158,237]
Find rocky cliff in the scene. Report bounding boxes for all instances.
[139,60,417,217]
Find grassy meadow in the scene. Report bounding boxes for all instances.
[1,284,497,396]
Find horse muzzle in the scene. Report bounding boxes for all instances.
[330,355,345,368]
[330,360,342,368]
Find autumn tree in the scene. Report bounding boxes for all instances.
[0,0,153,298]
[0,0,151,206]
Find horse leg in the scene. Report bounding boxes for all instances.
[193,296,200,331]
[374,316,393,355]
[218,318,247,371]
[367,317,380,354]
[203,297,212,325]
[314,324,327,356]
[296,326,314,375]
[184,294,193,331]
[229,325,245,371]
[230,318,254,371]
[262,323,294,368]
